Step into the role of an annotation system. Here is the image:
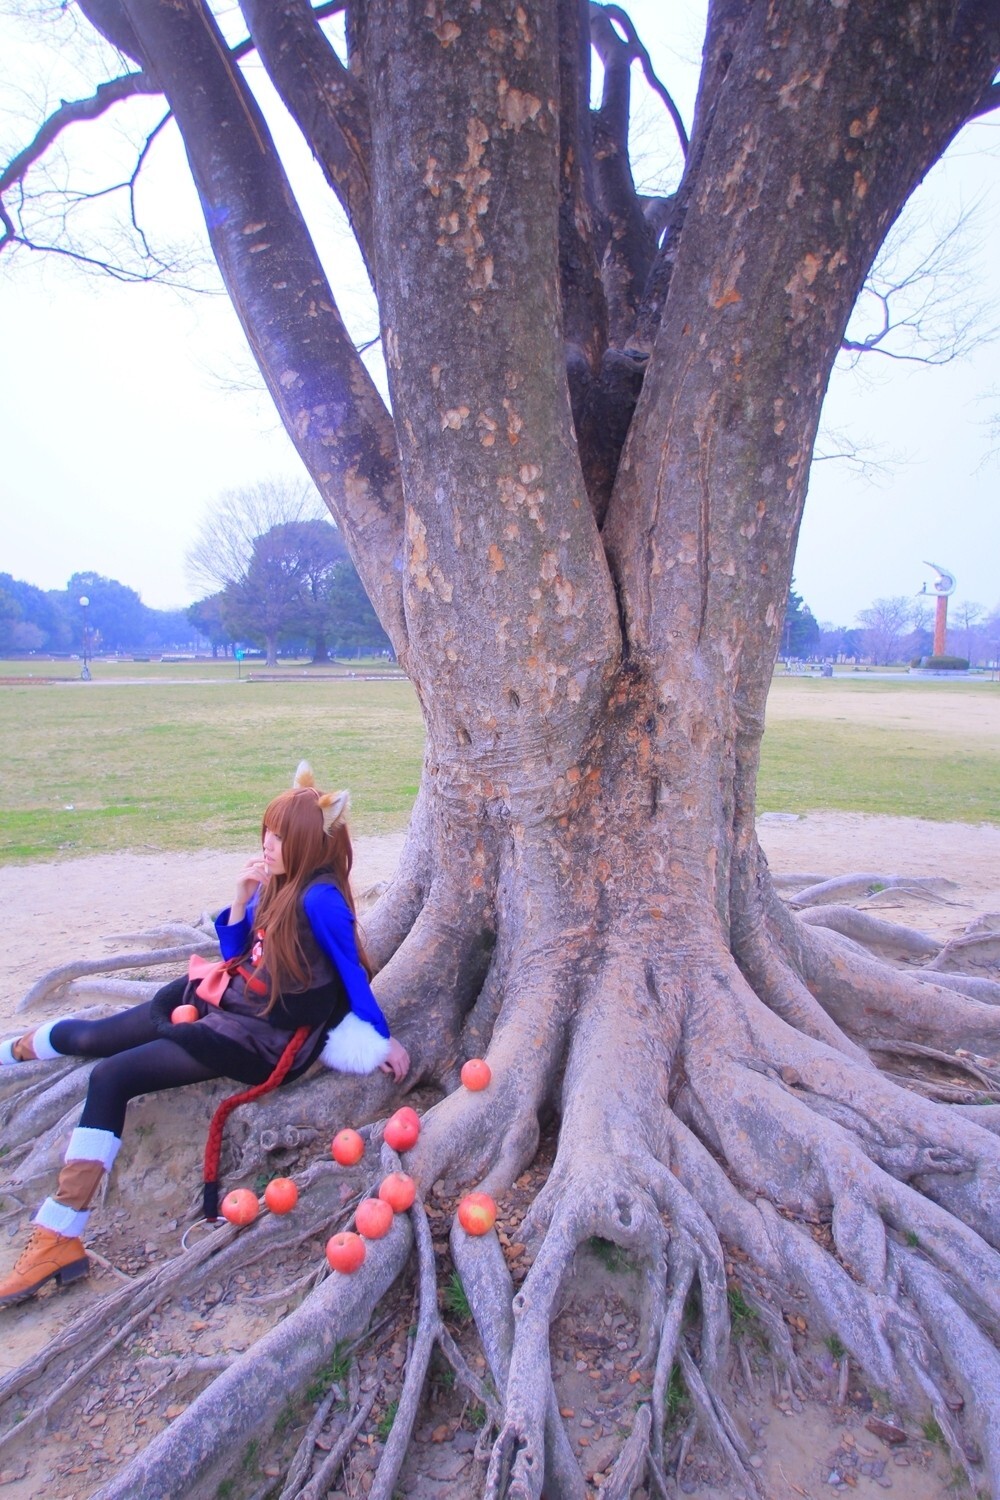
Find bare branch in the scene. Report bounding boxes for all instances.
[812,424,904,484]
[104,0,407,656]
[185,477,326,595]
[597,4,689,157]
[840,201,1000,366]
[128,111,171,254]
[0,70,159,253]
[629,1,752,351]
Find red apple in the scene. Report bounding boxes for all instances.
[457,1192,497,1236]
[460,1058,492,1091]
[325,1231,366,1274]
[263,1177,298,1215]
[355,1197,394,1239]
[378,1171,416,1213]
[171,1003,200,1024]
[383,1107,420,1153]
[220,1188,259,1227]
[331,1128,365,1165]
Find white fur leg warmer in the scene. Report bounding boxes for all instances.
[320,1014,391,1074]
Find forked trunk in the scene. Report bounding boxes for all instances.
[17,0,1000,1494]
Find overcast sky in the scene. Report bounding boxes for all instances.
[0,3,997,626]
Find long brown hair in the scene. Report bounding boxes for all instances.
[251,786,372,1010]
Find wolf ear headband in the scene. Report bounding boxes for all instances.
[293,761,350,833]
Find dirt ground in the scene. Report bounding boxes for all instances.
[1,812,998,1499]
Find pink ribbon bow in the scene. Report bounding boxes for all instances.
[187,954,231,1005]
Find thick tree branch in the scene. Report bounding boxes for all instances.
[629,0,752,350]
[239,0,377,285]
[598,4,689,157]
[968,77,1000,119]
[559,0,634,521]
[107,0,407,659]
[557,0,607,373]
[78,0,152,71]
[589,5,658,346]
[362,0,619,751]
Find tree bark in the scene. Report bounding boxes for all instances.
[9,0,1000,1493]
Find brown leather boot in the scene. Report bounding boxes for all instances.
[0,1227,89,1307]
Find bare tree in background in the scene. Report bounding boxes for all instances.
[857,596,920,665]
[185,477,326,596]
[951,598,986,663]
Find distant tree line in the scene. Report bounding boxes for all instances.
[782,586,821,659]
[0,570,194,656]
[1,482,393,665]
[814,595,1000,667]
[781,584,1000,668]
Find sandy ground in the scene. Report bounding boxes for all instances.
[3,812,998,1025]
[0,833,407,1028]
[2,813,998,1499]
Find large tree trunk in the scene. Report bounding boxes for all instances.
[8,0,1000,1494]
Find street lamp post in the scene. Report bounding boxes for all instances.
[79,596,92,681]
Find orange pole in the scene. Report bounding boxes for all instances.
[933,595,948,657]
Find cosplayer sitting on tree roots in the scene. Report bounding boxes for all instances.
[0,763,409,1307]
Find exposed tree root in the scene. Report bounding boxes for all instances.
[88,1217,414,1499]
[757,877,1000,1056]
[276,1371,348,1500]
[599,1401,652,1500]
[917,970,1000,1004]
[797,903,940,960]
[0,1053,88,1121]
[787,874,959,907]
[730,895,873,1064]
[669,985,1000,1478]
[4,862,1000,1499]
[0,1160,359,1427]
[367,1189,499,1500]
[929,928,1000,974]
[1,1062,96,1152]
[901,1248,1000,1494]
[806,924,1000,1055]
[17,942,216,1014]
[296,1378,376,1500]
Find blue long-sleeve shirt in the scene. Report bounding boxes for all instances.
[216,883,390,1039]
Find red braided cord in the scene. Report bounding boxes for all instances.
[203,1026,310,1216]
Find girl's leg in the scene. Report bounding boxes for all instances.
[33,1037,218,1231]
[77,1036,219,1136]
[0,1036,219,1305]
[1,979,188,1065]
[50,999,168,1059]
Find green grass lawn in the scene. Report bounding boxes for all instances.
[759,676,999,823]
[0,669,424,862]
[0,663,996,863]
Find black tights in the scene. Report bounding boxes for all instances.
[52,999,219,1139]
